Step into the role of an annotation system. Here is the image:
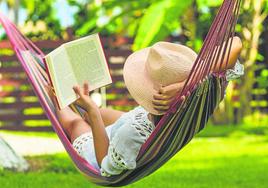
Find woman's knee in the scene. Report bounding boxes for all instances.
[69,118,91,143]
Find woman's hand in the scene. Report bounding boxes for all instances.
[44,83,59,109]
[74,83,109,166]
[72,82,98,113]
[153,81,186,112]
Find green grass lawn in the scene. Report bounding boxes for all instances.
[1,125,268,188]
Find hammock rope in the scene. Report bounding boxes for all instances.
[0,0,241,186]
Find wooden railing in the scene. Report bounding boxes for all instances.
[1,35,267,131]
[0,36,137,131]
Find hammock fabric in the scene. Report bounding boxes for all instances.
[0,0,241,186]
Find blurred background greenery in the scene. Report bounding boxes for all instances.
[0,0,268,187]
[1,0,267,125]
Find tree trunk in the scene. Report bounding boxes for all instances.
[237,0,267,123]
[0,136,29,172]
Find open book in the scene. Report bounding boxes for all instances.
[44,33,112,109]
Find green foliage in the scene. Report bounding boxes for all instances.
[13,0,235,49]
[63,0,220,51]
[264,0,268,12]
[133,0,193,50]
[1,0,267,122]
[256,69,268,88]
[196,0,223,10]
[21,0,62,39]
[68,0,152,37]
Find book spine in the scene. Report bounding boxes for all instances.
[98,33,113,83]
[43,57,52,84]
[43,56,62,110]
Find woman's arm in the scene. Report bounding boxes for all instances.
[99,108,125,127]
[213,36,242,72]
[73,82,109,167]
[153,36,243,112]
[86,110,109,167]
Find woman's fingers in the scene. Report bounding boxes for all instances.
[82,113,86,120]
[152,99,171,107]
[73,85,83,97]
[159,84,177,95]
[153,105,169,111]
[153,93,172,100]
[186,91,191,97]
[74,99,89,112]
[82,112,88,120]
[83,81,90,95]
[73,81,90,96]
[152,98,172,114]
[45,84,56,98]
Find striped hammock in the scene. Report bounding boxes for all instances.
[0,0,241,186]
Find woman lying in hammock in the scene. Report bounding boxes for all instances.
[46,36,243,177]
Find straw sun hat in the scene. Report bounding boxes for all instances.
[123,42,198,115]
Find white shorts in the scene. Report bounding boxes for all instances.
[72,125,113,170]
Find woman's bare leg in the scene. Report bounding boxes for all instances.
[54,103,125,139]
[51,98,90,142]
[46,84,125,141]
[57,106,125,128]
[99,108,125,126]
[45,84,91,142]
[55,106,125,142]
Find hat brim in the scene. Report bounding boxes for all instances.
[123,48,164,115]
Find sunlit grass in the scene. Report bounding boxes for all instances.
[0,126,268,188]
[0,130,56,138]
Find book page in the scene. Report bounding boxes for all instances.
[45,47,78,109]
[64,34,112,91]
